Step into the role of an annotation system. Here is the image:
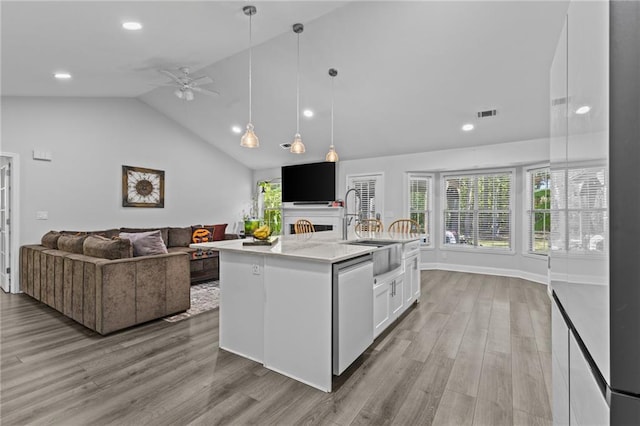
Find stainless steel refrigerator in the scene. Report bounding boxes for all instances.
[550,1,640,424]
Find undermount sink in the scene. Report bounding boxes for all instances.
[345,240,398,247]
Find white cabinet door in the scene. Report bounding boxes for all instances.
[373,279,391,338]
[390,276,404,318]
[408,254,420,301]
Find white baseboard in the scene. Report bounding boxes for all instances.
[419,262,549,285]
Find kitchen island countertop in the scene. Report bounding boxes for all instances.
[191,230,420,263]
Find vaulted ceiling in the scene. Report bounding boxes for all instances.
[1,1,569,170]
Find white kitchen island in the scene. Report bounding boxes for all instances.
[192,231,420,392]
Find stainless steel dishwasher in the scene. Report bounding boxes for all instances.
[332,253,374,375]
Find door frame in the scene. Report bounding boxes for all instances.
[0,153,21,293]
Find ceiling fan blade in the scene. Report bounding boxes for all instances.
[158,69,182,83]
[190,75,213,85]
[191,86,220,96]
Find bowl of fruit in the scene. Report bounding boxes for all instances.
[252,225,272,241]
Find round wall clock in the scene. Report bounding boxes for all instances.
[122,165,165,208]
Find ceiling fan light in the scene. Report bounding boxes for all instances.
[241,123,259,148]
[326,145,339,162]
[175,88,184,99]
[184,89,194,101]
[290,133,305,154]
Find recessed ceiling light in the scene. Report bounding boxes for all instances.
[54,72,72,80]
[576,105,591,115]
[303,109,314,118]
[462,123,474,131]
[231,126,242,134]
[122,21,143,31]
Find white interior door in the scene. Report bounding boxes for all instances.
[0,162,10,293]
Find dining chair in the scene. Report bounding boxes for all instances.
[294,219,315,234]
[355,219,383,233]
[388,219,421,234]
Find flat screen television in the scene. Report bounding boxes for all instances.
[282,162,336,203]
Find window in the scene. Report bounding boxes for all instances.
[550,165,607,253]
[347,173,384,221]
[408,174,432,245]
[443,171,513,250]
[526,167,551,254]
[261,181,282,234]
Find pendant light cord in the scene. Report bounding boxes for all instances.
[296,32,300,133]
[248,12,253,124]
[331,75,334,146]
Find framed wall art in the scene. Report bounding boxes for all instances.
[122,165,165,208]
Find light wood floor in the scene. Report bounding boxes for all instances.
[0,271,552,425]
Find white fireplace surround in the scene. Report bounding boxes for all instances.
[282,204,344,235]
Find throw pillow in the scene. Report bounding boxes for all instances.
[191,226,214,243]
[83,235,133,260]
[119,230,168,257]
[41,230,62,249]
[120,227,169,246]
[168,227,192,247]
[57,234,88,254]
[207,223,228,241]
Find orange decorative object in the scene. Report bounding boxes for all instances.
[192,228,213,243]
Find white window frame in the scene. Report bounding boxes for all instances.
[406,173,433,247]
[524,164,551,256]
[346,172,385,225]
[441,168,515,253]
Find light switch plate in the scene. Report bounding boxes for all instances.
[36,211,48,220]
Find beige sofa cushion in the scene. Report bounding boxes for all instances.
[83,235,133,260]
[168,227,192,247]
[57,234,87,254]
[41,231,62,249]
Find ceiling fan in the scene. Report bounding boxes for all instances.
[157,67,219,101]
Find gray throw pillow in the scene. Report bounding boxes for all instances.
[119,230,168,257]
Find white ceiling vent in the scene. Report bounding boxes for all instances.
[280,143,292,149]
[477,109,497,118]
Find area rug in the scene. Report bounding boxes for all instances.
[163,280,220,322]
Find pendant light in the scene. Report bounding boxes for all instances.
[325,68,339,162]
[289,23,306,154]
[240,5,259,148]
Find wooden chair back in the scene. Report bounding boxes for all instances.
[355,219,383,233]
[388,219,421,235]
[294,219,315,234]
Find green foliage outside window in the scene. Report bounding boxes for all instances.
[261,182,282,234]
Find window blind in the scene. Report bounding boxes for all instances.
[443,171,512,250]
[408,174,431,244]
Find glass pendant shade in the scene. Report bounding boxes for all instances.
[240,123,259,148]
[325,145,338,162]
[290,133,305,154]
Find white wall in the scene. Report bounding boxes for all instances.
[255,138,551,283]
[2,96,253,247]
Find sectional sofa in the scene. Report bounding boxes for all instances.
[19,225,233,335]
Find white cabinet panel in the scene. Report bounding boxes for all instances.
[552,299,571,426]
[264,256,333,391]
[219,252,265,362]
[569,331,610,425]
